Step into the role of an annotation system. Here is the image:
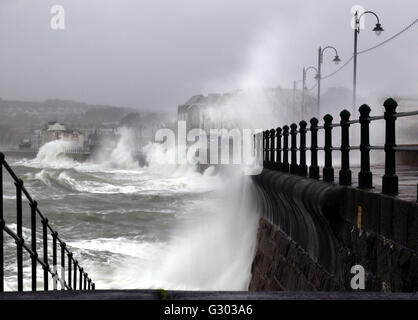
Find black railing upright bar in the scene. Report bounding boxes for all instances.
[15,178,23,292]
[299,121,308,177]
[382,98,398,195]
[0,153,95,292]
[323,114,334,182]
[258,98,418,199]
[282,126,289,173]
[309,118,319,179]
[68,252,72,290]
[359,104,372,189]
[42,217,49,291]
[30,201,37,292]
[339,110,351,186]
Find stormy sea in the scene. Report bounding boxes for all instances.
[2,131,259,291]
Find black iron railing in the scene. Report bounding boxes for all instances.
[256,98,418,199]
[0,152,95,292]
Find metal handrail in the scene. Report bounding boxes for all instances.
[258,98,418,199]
[0,153,95,292]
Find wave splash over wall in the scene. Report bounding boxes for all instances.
[113,175,259,290]
[92,127,140,170]
[29,140,77,168]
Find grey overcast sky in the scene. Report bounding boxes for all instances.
[0,0,417,111]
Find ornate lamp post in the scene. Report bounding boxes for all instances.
[352,10,384,113]
[316,46,341,117]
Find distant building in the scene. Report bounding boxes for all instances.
[118,112,172,146]
[42,122,84,148]
[30,121,85,149]
[178,88,317,132]
[178,94,211,132]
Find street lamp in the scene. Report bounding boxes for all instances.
[317,46,340,117]
[302,66,318,120]
[352,10,384,113]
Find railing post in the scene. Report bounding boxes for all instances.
[339,110,352,185]
[42,218,49,291]
[358,104,372,188]
[68,253,72,290]
[323,114,334,182]
[282,125,290,173]
[30,201,38,292]
[290,123,298,174]
[309,118,319,179]
[84,273,87,290]
[60,242,66,290]
[382,98,399,195]
[0,152,4,293]
[79,267,83,290]
[276,127,282,171]
[74,260,78,290]
[269,129,275,167]
[15,179,24,292]
[52,231,58,290]
[299,121,308,177]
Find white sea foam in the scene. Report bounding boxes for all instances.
[21,140,78,169]
[2,195,16,200]
[68,237,165,259]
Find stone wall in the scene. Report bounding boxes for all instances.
[249,169,418,292]
[249,217,344,291]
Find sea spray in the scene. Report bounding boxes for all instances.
[23,139,77,168]
[142,141,199,177]
[91,127,139,170]
[115,174,259,290]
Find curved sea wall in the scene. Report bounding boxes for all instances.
[249,169,418,292]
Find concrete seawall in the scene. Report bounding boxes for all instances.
[249,169,418,292]
[2,150,90,162]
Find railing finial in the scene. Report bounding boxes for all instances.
[383,97,398,113]
[340,109,351,121]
